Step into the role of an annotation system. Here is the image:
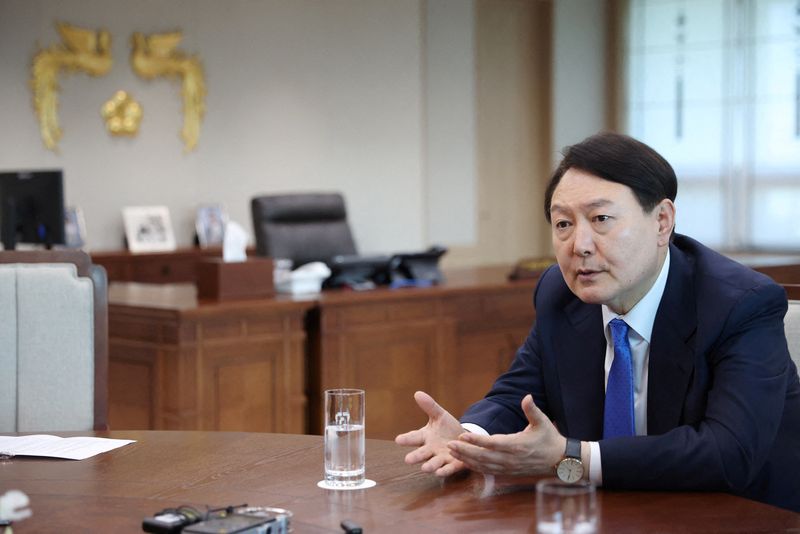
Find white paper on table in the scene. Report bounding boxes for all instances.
[0,435,135,460]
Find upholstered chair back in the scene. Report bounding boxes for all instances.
[0,250,107,432]
[786,300,800,369]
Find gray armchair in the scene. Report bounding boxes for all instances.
[251,193,357,267]
[785,285,800,368]
[0,250,108,432]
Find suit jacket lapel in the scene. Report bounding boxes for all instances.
[555,298,606,440]
[647,244,698,434]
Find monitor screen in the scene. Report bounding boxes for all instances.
[0,169,65,250]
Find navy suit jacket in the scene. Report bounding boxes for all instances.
[462,234,800,511]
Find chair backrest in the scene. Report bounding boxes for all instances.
[251,193,357,267]
[0,250,108,432]
[786,301,800,367]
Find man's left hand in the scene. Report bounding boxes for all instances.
[447,394,566,476]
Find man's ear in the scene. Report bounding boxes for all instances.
[655,199,676,246]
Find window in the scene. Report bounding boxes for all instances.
[623,0,800,250]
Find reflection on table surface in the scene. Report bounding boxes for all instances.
[2,431,798,533]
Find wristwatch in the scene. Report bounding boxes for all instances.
[555,438,584,483]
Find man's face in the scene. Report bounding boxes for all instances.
[549,168,673,314]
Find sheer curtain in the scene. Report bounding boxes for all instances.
[623,0,800,250]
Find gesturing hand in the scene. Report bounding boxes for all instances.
[395,391,468,477]
[446,394,567,476]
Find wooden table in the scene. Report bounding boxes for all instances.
[2,431,796,533]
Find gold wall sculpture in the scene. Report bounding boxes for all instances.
[101,90,143,136]
[130,31,206,152]
[30,22,113,151]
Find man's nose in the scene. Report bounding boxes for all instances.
[572,222,595,257]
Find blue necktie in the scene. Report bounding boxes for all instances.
[603,318,635,438]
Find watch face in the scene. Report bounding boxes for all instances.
[556,457,584,483]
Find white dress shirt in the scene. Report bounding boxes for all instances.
[589,249,670,484]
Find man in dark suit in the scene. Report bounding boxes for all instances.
[396,132,800,512]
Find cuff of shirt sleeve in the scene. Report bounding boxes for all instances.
[460,422,489,436]
[589,441,603,485]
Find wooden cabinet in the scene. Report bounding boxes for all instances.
[92,247,226,283]
[311,267,537,439]
[108,283,312,433]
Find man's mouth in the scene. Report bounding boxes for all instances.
[576,269,601,281]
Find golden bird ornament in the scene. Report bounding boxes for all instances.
[131,30,206,152]
[30,22,113,151]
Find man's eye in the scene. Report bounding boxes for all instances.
[554,220,571,230]
[594,215,611,223]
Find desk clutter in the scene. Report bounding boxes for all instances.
[267,245,448,295]
[324,245,447,290]
[143,505,292,534]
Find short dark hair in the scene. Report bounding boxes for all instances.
[544,132,678,223]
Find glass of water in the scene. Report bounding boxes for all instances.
[536,478,598,534]
[324,388,365,487]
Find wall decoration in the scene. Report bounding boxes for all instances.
[30,22,113,151]
[101,90,143,136]
[130,31,207,152]
[122,205,177,253]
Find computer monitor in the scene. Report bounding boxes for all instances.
[0,169,65,250]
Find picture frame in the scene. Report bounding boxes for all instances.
[195,203,228,248]
[122,205,177,253]
[64,206,87,249]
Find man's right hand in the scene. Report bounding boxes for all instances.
[394,391,468,477]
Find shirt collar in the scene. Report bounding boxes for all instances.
[602,248,671,343]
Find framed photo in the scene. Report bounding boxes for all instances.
[122,205,177,253]
[64,206,87,249]
[195,203,227,248]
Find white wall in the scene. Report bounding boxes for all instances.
[424,0,477,246]
[552,0,608,159]
[0,0,425,254]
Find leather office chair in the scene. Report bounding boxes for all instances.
[0,250,108,432]
[784,285,800,368]
[251,193,357,267]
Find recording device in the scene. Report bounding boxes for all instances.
[143,505,291,534]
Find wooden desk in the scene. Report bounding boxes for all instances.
[108,283,314,433]
[3,431,796,532]
[312,266,537,438]
[107,267,537,439]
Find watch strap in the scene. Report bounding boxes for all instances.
[565,437,581,460]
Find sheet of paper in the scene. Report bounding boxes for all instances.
[0,434,135,460]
